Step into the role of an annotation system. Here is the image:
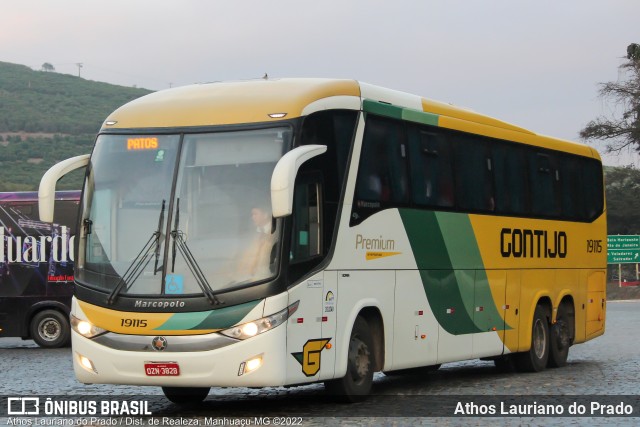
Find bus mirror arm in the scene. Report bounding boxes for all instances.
[270,145,327,218]
[38,154,90,223]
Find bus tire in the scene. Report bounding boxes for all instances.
[325,316,374,402]
[161,387,210,405]
[548,302,572,368]
[30,310,70,348]
[514,304,549,372]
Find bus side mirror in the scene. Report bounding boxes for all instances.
[39,154,90,222]
[271,145,327,218]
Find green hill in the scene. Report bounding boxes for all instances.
[0,61,152,191]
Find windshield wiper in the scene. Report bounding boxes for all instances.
[107,200,166,305]
[170,198,222,306]
[154,200,166,274]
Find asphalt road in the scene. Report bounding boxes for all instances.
[1,300,639,426]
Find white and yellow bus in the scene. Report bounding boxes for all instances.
[39,79,606,403]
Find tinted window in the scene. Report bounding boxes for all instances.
[493,143,528,215]
[407,125,454,208]
[529,153,560,217]
[453,135,494,212]
[355,117,408,204]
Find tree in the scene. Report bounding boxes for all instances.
[580,44,640,154]
[41,63,55,72]
[604,166,640,234]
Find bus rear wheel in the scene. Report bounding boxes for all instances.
[161,387,210,405]
[325,316,374,402]
[30,310,70,348]
[514,305,549,372]
[548,302,573,368]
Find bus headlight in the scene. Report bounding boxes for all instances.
[220,301,299,340]
[71,314,107,338]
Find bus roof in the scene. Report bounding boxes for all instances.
[102,78,598,160]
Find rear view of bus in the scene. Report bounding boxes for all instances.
[38,79,606,404]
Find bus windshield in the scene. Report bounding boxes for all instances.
[77,127,290,298]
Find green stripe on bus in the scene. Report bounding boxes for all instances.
[153,310,213,331]
[399,209,509,335]
[399,209,480,335]
[155,300,261,331]
[402,108,439,126]
[363,99,439,126]
[362,99,403,119]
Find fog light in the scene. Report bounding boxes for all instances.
[77,353,97,373]
[238,354,263,376]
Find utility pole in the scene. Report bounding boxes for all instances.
[76,63,83,78]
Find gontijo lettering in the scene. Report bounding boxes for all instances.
[500,228,567,258]
[127,137,158,150]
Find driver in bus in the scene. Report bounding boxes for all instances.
[234,206,277,281]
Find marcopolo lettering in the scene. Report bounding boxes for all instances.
[134,300,186,309]
[500,228,567,259]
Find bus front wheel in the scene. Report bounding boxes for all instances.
[30,310,71,348]
[161,387,210,405]
[514,304,549,372]
[325,316,374,402]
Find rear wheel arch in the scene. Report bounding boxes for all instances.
[357,306,385,372]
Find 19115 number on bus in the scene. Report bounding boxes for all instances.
[587,239,603,253]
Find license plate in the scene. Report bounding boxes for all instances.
[144,362,180,376]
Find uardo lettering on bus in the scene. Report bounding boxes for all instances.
[0,225,75,264]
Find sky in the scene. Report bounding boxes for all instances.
[1,0,638,166]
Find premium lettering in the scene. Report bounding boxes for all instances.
[355,234,395,250]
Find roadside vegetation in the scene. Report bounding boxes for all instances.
[0,61,150,190]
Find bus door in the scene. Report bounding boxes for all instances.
[285,177,327,383]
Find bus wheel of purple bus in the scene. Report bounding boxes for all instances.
[30,310,71,348]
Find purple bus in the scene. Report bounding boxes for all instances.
[0,190,80,347]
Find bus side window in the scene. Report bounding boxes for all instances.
[582,158,604,221]
[493,143,528,216]
[453,135,494,212]
[407,125,454,208]
[356,117,408,203]
[290,180,322,263]
[560,156,584,219]
[530,152,561,217]
[352,116,408,225]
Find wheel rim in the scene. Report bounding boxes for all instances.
[533,318,546,359]
[38,318,61,342]
[348,336,370,384]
